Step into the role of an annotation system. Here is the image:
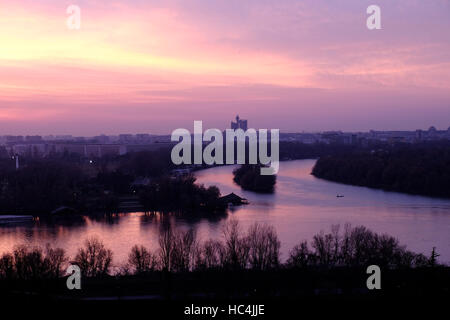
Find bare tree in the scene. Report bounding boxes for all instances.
[13,246,48,279]
[222,219,249,270]
[312,231,334,266]
[74,237,113,277]
[128,245,158,274]
[171,229,198,272]
[287,241,313,268]
[45,244,67,278]
[340,223,353,265]
[158,225,175,272]
[0,253,14,279]
[1,245,67,280]
[246,223,280,270]
[307,224,426,268]
[194,239,225,270]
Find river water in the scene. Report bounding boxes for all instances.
[1,160,449,264]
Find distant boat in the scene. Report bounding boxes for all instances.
[336,194,344,198]
[0,215,33,225]
[51,206,77,215]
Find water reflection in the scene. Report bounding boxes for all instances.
[1,160,449,265]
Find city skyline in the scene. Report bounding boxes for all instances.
[1,123,450,138]
[1,0,449,135]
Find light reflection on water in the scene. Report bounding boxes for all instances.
[1,160,449,264]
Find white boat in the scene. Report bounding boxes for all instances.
[0,215,34,224]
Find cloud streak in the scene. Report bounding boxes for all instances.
[0,0,449,134]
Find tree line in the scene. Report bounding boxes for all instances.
[312,141,450,198]
[0,148,221,215]
[0,222,443,281]
[232,164,276,193]
[138,174,223,213]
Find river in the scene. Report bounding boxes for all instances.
[1,160,449,264]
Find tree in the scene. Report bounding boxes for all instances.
[222,220,249,270]
[246,223,280,270]
[429,247,440,267]
[128,245,158,274]
[233,164,276,193]
[159,225,175,272]
[74,238,113,277]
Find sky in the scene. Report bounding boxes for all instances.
[0,0,449,135]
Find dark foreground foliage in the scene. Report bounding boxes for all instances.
[1,222,443,280]
[1,222,447,302]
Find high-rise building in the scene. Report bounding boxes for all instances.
[231,115,248,131]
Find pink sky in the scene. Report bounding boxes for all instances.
[0,0,449,135]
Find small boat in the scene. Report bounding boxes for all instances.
[336,194,344,198]
[0,215,33,225]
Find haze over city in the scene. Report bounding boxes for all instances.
[1,0,449,135]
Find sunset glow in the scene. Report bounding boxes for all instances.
[1,0,449,134]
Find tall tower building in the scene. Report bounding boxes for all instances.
[231,115,248,131]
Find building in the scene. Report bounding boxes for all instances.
[10,143,48,157]
[231,115,248,131]
[58,144,127,157]
[93,134,110,144]
[73,137,86,142]
[5,136,24,144]
[119,134,134,143]
[428,126,437,138]
[25,135,43,143]
[136,134,150,143]
[218,193,248,206]
[55,135,73,141]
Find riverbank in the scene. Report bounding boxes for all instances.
[312,143,450,199]
[2,160,450,263]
